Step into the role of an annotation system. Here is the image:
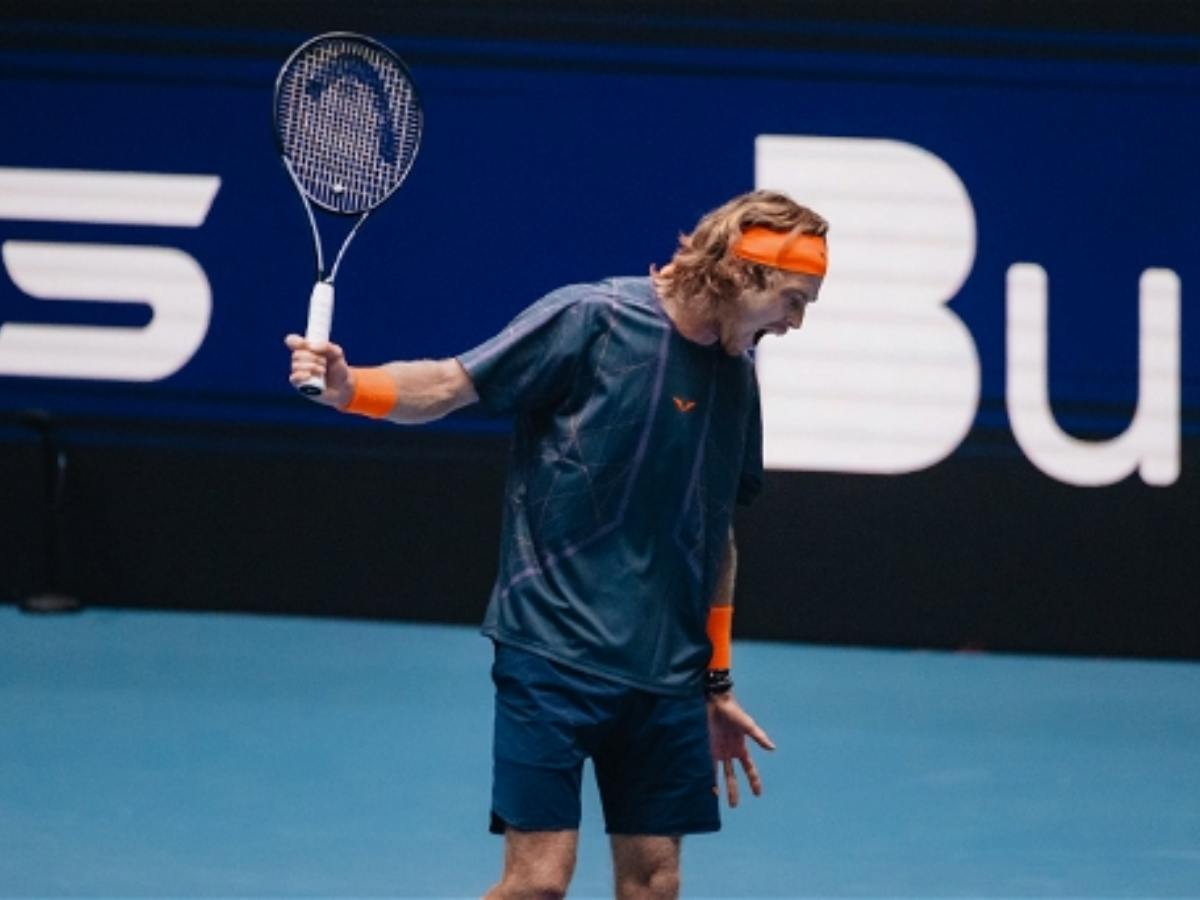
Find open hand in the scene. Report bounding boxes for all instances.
[707,692,775,807]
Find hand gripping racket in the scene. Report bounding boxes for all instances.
[274,32,423,396]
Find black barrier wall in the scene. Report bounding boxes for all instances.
[2,418,1197,659]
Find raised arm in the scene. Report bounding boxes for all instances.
[285,335,479,424]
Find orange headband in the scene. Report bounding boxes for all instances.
[732,227,828,277]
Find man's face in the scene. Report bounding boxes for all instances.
[718,272,824,356]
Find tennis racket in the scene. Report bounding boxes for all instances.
[274,31,423,396]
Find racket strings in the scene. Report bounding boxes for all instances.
[276,37,421,214]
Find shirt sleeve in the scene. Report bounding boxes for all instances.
[456,287,598,415]
[737,368,764,506]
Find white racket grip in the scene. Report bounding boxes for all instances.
[298,281,335,396]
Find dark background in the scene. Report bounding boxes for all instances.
[2,1,1197,658]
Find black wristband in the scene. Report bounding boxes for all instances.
[704,668,733,696]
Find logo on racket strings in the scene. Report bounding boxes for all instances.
[306,54,400,166]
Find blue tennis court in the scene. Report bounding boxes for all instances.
[2,606,1196,898]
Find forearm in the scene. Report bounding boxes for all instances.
[706,529,737,694]
[711,528,737,608]
[346,358,478,424]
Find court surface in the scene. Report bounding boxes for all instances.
[2,606,1197,898]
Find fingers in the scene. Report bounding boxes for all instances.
[718,757,763,804]
[715,747,765,808]
[728,706,775,752]
[284,334,344,359]
[287,348,327,387]
[285,335,346,389]
[747,719,776,752]
[712,695,777,753]
[289,359,325,388]
[739,751,763,797]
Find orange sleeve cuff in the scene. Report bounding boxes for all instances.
[706,604,733,670]
[343,367,398,419]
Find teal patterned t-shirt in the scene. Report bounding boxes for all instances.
[458,277,763,695]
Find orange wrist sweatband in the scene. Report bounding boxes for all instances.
[343,367,398,419]
[706,604,733,670]
[732,226,828,276]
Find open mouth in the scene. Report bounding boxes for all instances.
[753,324,788,345]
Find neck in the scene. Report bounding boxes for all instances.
[652,265,719,346]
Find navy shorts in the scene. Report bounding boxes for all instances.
[489,641,719,836]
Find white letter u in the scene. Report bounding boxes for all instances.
[1006,263,1180,487]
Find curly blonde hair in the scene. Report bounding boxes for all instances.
[654,190,828,318]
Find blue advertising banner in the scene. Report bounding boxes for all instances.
[1,22,1196,470]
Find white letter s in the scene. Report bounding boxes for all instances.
[0,168,220,382]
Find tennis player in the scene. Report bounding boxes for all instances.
[286,190,828,899]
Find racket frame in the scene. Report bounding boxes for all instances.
[273,31,423,396]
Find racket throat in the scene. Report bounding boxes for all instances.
[327,210,370,282]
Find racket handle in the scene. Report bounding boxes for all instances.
[298,280,335,396]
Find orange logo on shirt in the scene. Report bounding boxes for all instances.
[673,396,697,413]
